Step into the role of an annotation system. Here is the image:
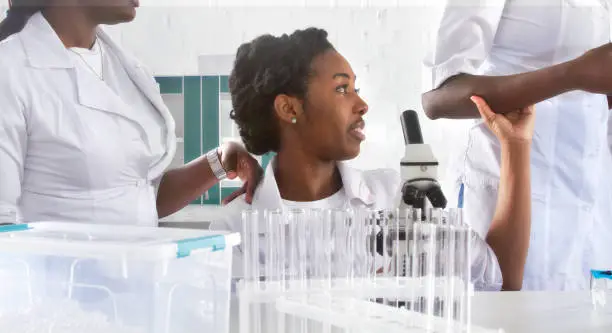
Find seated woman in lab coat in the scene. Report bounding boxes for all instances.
[211,28,533,291]
[0,0,262,226]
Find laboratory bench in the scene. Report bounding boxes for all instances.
[228,291,612,333]
[158,204,223,229]
[471,291,612,332]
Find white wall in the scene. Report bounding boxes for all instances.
[0,2,474,191]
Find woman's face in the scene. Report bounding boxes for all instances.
[290,50,369,161]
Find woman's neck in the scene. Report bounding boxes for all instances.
[42,8,97,49]
[274,148,342,202]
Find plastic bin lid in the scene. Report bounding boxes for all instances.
[0,222,240,261]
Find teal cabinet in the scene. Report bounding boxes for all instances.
[155,75,274,205]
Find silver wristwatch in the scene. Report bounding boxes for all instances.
[206,148,227,181]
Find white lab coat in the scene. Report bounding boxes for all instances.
[423,0,612,290]
[210,158,503,291]
[0,13,176,226]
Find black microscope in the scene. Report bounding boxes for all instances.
[375,109,448,276]
[397,109,446,212]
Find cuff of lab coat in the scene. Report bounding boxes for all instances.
[423,57,479,93]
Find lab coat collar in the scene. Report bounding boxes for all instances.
[97,29,177,179]
[20,12,73,69]
[252,157,376,210]
[19,12,176,180]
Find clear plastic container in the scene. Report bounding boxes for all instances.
[0,222,240,333]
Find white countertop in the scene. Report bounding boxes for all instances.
[471,291,612,333]
[228,291,612,333]
[159,205,224,224]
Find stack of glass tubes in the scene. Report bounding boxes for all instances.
[237,208,503,333]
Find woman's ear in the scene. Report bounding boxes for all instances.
[274,94,303,125]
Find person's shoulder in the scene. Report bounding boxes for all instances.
[361,168,401,187]
[0,36,29,102]
[0,33,24,52]
[223,193,252,212]
[356,167,401,208]
[0,34,28,70]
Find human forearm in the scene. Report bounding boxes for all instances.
[156,141,262,218]
[422,62,574,119]
[156,155,218,218]
[485,142,531,291]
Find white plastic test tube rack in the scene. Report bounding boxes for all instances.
[238,208,503,333]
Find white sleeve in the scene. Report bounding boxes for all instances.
[422,0,506,92]
[0,69,27,224]
[470,231,503,291]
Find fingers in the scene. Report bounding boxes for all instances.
[470,96,496,125]
[244,160,261,204]
[245,178,256,204]
[234,154,252,180]
[522,104,535,114]
[222,183,247,205]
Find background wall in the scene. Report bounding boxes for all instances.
[0,1,474,203]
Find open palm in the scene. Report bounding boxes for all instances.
[471,96,535,143]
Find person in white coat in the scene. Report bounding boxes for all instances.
[422,0,612,291]
[211,28,534,291]
[0,0,262,226]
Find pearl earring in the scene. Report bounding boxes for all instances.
[291,117,297,124]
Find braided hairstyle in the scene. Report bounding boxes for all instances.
[0,0,46,42]
[229,27,335,155]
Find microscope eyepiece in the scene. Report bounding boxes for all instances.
[400,110,424,145]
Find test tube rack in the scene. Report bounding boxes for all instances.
[238,208,504,333]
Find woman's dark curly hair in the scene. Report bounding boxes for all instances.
[229,27,335,155]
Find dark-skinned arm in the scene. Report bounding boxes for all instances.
[156,155,219,219]
[422,62,574,119]
[156,142,262,218]
[423,41,612,119]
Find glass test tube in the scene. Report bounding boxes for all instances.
[319,210,330,288]
[454,210,470,332]
[430,208,444,318]
[410,208,422,314]
[330,209,352,287]
[422,221,437,330]
[242,209,260,286]
[241,210,261,333]
[288,209,308,333]
[264,210,283,333]
[442,209,458,331]
[265,210,283,288]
